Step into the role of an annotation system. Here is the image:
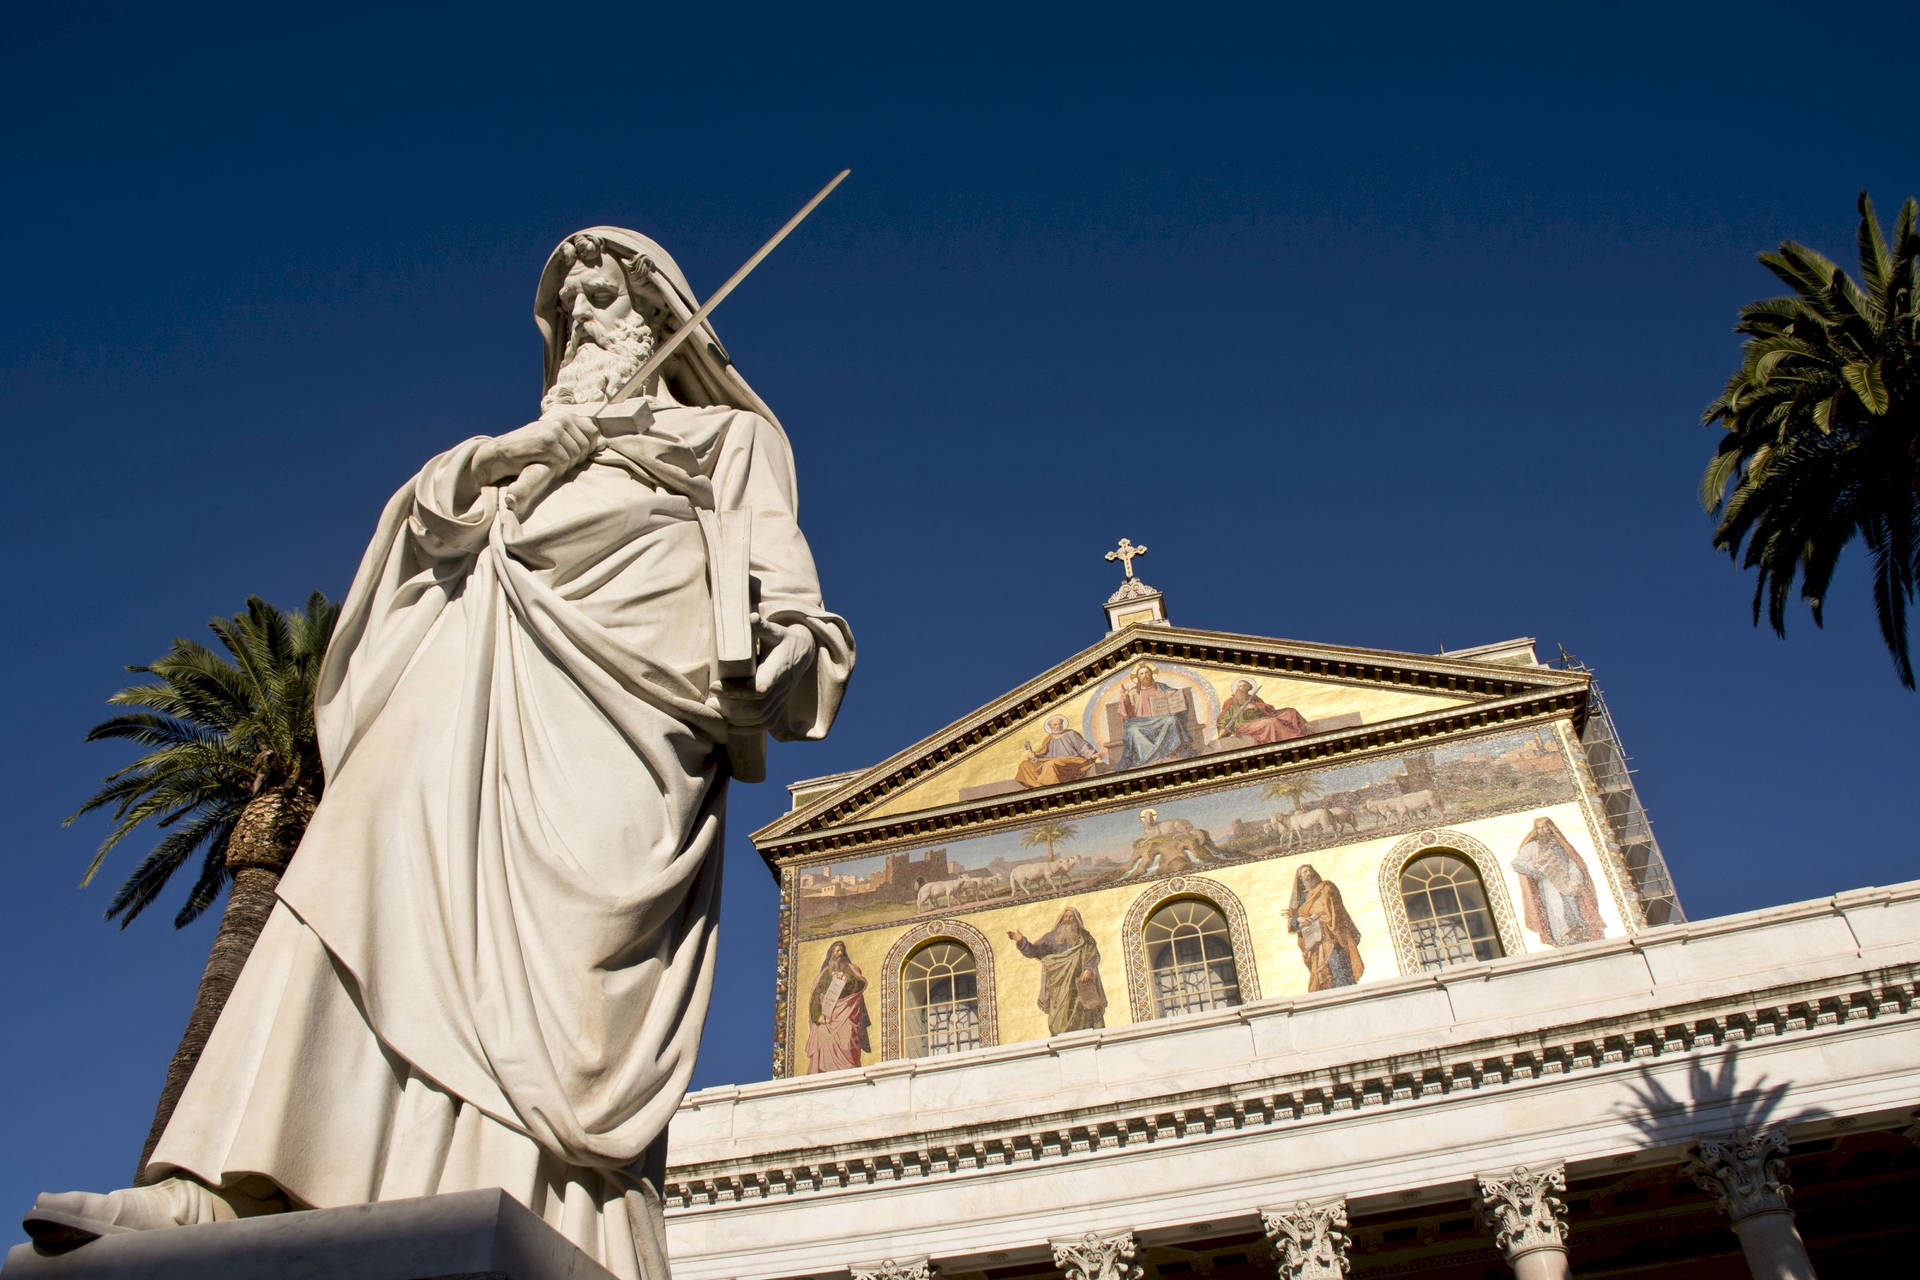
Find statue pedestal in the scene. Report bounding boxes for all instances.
[2,1188,618,1280]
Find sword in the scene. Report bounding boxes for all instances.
[502,168,850,515]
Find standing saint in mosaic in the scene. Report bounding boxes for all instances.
[1513,818,1604,946]
[25,227,855,1279]
[1288,864,1365,990]
[805,941,871,1072]
[1010,907,1109,1034]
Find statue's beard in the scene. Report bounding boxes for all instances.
[543,315,655,410]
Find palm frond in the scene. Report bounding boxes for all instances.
[103,803,241,927]
[1842,359,1889,415]
[1857,190,1890,303]
[171,822,238,929]
[73,593,339,926]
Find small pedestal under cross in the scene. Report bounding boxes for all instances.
[1102,537,1169,633]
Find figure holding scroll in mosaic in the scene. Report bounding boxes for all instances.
[805,940,871,1072]
[1288,864,1365,990]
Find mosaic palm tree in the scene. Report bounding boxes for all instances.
[1021,820,1079,862]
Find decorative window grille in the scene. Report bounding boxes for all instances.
[1144,897,1242,1018]
[901,940,982,1058]
[1399,853,1504,970]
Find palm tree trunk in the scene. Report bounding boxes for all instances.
[134,786,313,1180]
[133,864,282,1178]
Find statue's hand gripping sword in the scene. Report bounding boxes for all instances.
[499,171,847,782]
[500,169,849,517]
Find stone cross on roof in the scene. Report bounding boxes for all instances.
[1105,538,1148,580]
[1101,538,1167,632]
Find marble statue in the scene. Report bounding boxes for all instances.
[24,228,855,1279]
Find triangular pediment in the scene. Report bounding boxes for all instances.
[755,626,1587,853]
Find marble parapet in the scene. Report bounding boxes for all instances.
[662,882,1920,1280]
[1,1188,616,1280]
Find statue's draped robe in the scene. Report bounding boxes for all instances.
[147,402,853,1280]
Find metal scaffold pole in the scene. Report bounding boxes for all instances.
[1558,648,1685,925]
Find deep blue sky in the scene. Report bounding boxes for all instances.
[3,1,1914,1222]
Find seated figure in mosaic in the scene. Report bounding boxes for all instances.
[1215,678,1310,744]
[1016,715,1105,788]
[1116,663,1194,768]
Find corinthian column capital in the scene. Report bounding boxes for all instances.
[1259,1200,1352,1279]
[1051,1231,1143,1280]
[1477,1164,1571,1261]
[1684,1128,1793,1222]
[851,1260,937,1280]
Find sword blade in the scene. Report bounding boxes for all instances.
[503,169,850,514]
[608,167,850,404]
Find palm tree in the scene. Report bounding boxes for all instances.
[1021,820,1079,862]
[1701,192,1920,687]
[69,592,338,1174]
[1261,775,1323,813]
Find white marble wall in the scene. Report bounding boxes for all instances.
[665,884,1920,1280]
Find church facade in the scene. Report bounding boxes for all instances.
[661,567,1920,1280]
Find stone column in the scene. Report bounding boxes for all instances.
[1683,1128,1817,1280]
[852,1259,938,1280]
[1052,1231,1143,1280]
[1259,1200,1352,1279]
[1477,1164,1571,1280]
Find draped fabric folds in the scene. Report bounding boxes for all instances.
[148,400,853,1279]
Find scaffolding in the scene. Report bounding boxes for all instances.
[1558,649,1685,926]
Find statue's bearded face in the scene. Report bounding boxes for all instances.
[545,237,656,410]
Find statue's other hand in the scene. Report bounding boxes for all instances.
[472,413,603,486]
[751,617,817,705]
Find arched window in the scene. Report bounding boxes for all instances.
[1399,852,1504,970]
[901,939,982,1058]
[1143,897,1242,1018]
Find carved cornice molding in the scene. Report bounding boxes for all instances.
[852,1258,937,1280]
[1683,1127,1793,1222]
[1259,1200,1352,1279]
[1051,1231,1143,1280]
[665,966,1915,1210]
[1476,1164,1569,1260]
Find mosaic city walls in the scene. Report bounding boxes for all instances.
[782,719,1638,1076]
